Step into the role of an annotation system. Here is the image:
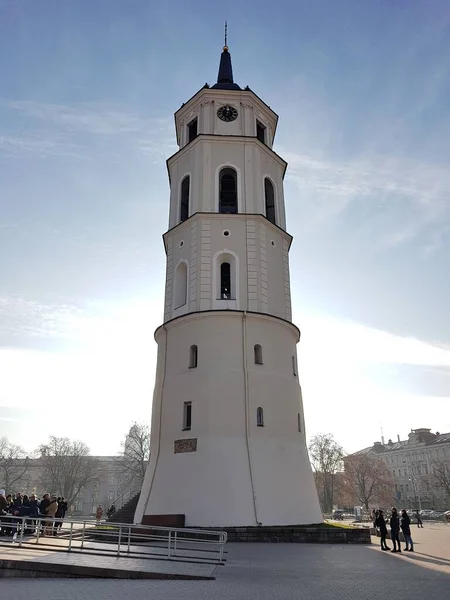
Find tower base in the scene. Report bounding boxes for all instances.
[135,310,323,528]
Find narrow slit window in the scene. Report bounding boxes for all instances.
[189,344,198,369]
[256,120,266,144]
[254,344,263,365]
[183,402,192,430]
[220,262,231,299]
[219,168,238,214]
[292,356,297,376]
[297,413,302,432]
[180,176,190,222]
[187,118,198,143]
[257,407,264,427]
[264,178,276,225]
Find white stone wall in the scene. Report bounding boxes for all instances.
[174,88,278,149]
[167,137,286,230]
[163,214,292,321]
[135,311,323,527]
[137,79,323,528]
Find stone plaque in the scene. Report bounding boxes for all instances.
[174,438,198,454]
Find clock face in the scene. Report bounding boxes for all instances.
[217,105,238,122]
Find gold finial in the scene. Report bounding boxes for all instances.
[223,20,228,51]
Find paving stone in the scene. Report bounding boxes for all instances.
[1,530,450,600]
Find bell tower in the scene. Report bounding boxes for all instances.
[135,40,322,527]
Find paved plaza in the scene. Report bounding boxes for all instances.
[1,524,449,599]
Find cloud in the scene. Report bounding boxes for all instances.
[0,99,176,159]
[0,295,160,345]
[282,150,450,250]
[299,313,450,369]
[0,132,84,159]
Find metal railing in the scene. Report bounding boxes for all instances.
[106,487,141,514]
[0,515,227,564]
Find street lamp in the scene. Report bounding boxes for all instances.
[409,477,422,510]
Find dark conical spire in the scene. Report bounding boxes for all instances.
[216,46,234,85]
[211,23,241,91]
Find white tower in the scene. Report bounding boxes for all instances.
[135,42,322,528]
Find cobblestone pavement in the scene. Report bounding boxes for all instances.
[2,536,450,600]
[371,521,450,575]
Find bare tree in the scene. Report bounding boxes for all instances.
[431,458,450,500]
[344,452,393,509]
[308,433,344,512]
[38,436,100,504]
[115,423,150,493]
[0,437,30,492]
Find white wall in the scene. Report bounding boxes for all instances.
[163,214,292,322]
[174,88,278,150]
[167,137,286,229]
[135,311,323,527]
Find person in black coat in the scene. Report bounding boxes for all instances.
[375,509,390,550]
[390,507,401,553]
[401,510,414,551]
[54,497,68,535]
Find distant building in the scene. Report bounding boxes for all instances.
[1,455,122,515]
[347,428,450,509]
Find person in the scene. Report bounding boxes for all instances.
[106,504,116,519]
[0,490,8,536]
[415,509,423,528]
[371,509,377,527]
[389,507,401,553]
[375,509,390,551]
[401,509,414,551]
[54,497,68,535]
[0,489,7,514]
[28,494,40,535]
[40,493,50,516]
[44,495,58,536]
[29,494,40,518]
[96,504,103,523]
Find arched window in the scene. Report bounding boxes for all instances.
[189,345,198,369]
[297,412,302,432]
[257,407,264,427]
[174,262,187,308]
[219,168,238,214]
[264,178,276,224]
[220,262,231,299]
[254,344,263,365]
[180,176,190,222]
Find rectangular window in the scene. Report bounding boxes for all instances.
[292,356,297,376]
[183,401,192,431]
[187,118,198,143]
[256,120,266,143]
[189,345,198,369]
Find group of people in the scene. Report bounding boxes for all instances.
[373,507,416,552]
[0,489,68,537]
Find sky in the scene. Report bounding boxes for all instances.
[0,0,449,456]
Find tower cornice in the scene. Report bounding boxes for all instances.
[161,212,293,254]
[166,133,287,183]
[154,309,301,344]
[174,87,279,146]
